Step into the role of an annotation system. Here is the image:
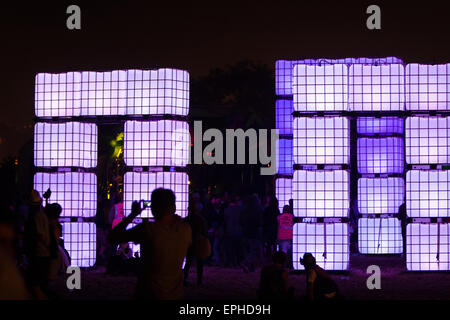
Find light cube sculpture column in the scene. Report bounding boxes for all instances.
[290,62,350,270]
[405,64,450,271]
[34,68,190,267]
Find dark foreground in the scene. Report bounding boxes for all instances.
[53,255,450,300]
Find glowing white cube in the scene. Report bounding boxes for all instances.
[406,170,450,218]
[357,117,404,135]
[62,222,96,267]
[293,223,349,270]
[406,64,450,111]
[358,218,403,254]
[358,177,404,215]
[35,72,82,117]
[276,178,292,213]
[357,137,404,174]
[123,171,189,218]
[294,117,350,165]
[406,117,450,164]
[35,68,189,117]
[33,172,97,218]
[277,138,293,175]
[349,64,405,111]
[407,223,449,271]
[275,100,293,136]
[34,122,97,168]
[293,64,348,112]
[124,120,190,167]
[293,170,349,218]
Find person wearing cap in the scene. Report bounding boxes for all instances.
[300,253,340,300]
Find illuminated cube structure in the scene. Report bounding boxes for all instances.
[34,68,190,267]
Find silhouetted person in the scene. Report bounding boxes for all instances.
[263,195,279,257]
[223,195,244,267]
[300,253,340,300]
[240,194,263,273]
[398,201,407,259]
[258,251,294,300]
[108,188,192,300]
[184,201,208,286]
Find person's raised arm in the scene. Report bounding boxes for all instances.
[108,201,142,244]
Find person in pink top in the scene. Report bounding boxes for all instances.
[277,205,293,269]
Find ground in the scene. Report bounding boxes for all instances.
[53,255,450,300]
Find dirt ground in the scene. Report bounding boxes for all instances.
[53,255,450,300]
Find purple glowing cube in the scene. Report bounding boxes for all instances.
[358,218,403,254]
[123,171,189,218]
[406,117,450,164]
[357,137,404,174]
[293,223,349,270]
[293,170,349,218]
[275,99,294,136]
[33,172,97,218]
[62,222,96,267]
[275,178,292,213]
[357,117,404,135]
[407,223,449,271]
[277,138,293,175]
[124,120,190,167]
[406,64,450,111]
[358,177,404,215]
[34,122,97,168]
[294,117,350,165]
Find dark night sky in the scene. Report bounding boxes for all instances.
[0,0,449,158]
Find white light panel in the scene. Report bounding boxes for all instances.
[275,99,294,136]
[357,117,404,135]
[35,69,189,117]
[293,223,349,270]
[406,117,450,164]
[293,170,349,218]
[124,171,189,218]
[406,63,450,111]
[358,218,403,254]
[34,122,97,168]
[358,177,404,215]
[33,172,97,218]
[124,120,190,167]
[406,170,450,218]
[275,57,403,96]
[294,117,350,165]
[277,138,293,175]
[62,222,96,267]
[407,223,450,271]
[276,178,292,213]
[357,137,404,174]
[293,64,348,112]
[349,64,405,111]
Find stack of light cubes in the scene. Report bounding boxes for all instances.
[33,68,190,266]
[405,63,450,270]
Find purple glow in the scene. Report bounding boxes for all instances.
[293,64,348,112]
[349,64,405,111]
[406,64,450,111]
[406,170,450,218]
[62,222,96,267]
[124,120,190,167]
[275,100,293,136]
[33,172,97,218]
[358,218,403,254]
[277,138,293,175]
[407,223,449,271]
[406,117,450,164]
[123,171,189,218]
[292,223,349,270]
[293,170,349,218]
[357,117,404,135]
[358,177,404,215]
[357,137,404,174]
[34,122,97,168]
[35,69,189,117]
[275,178,292,213]
[275,57,403,96]
[294,117,350,165]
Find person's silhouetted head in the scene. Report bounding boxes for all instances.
[151,188,176,220]
[272,251,287,266]
[45,203,62,220]
[300,253,316,269]
[282,205,292,214]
